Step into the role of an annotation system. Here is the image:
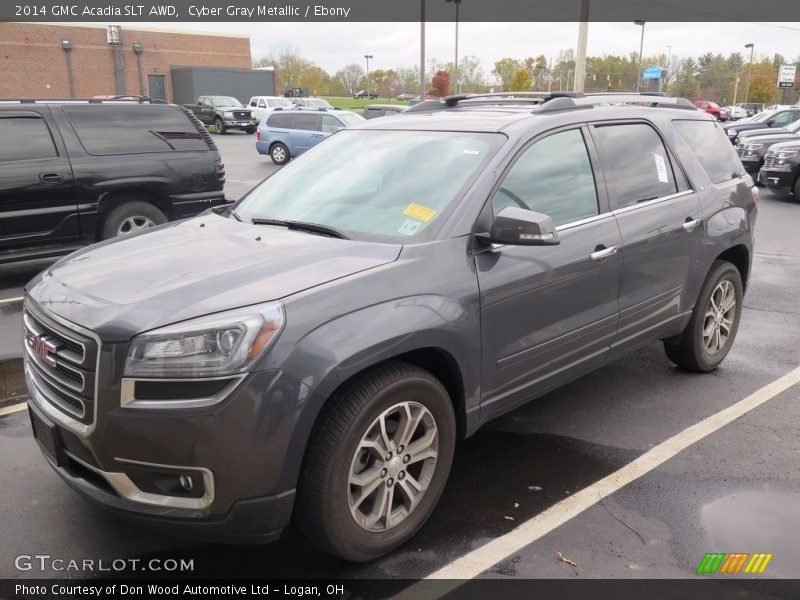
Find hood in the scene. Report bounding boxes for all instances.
[738,127,789,139]
[26,214,401,340]
[768,140,800,152]
[220,105,250,112]
[739,132,798,143]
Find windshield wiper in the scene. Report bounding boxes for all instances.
[250,218,354,240]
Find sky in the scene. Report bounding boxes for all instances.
[126,21,800,80]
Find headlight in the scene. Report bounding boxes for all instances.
[124,303,284,378]
[223,111,234,118]
[776,150,798,159]
[744,143,763,150]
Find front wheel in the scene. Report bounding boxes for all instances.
[245,126,256,134]
[793,177,800,200]
[214,117,227,134]
[295,362,456,562]
[664,260,743,372]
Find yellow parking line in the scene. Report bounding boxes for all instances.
[0,402,27,417]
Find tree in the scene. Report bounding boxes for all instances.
[493,58,520,90]
[396,66,420,95]
[430,70,451,97]
[458,55,485,93]
[334,63,364,95]
[508,68,532,91]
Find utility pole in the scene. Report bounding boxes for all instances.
[574,0,590,93]
[364,54,373,97]
[744,43,755,104]
[419,0,426,97]
[634,20,646,92]
[445,0,461,93]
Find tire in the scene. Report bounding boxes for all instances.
[270,143,290,165]
[214,117,226,134]
[245,127,256,134]
[295,361,456,562]
[663,260,743,372]
[100,201,167,240]
[793,177,800,199]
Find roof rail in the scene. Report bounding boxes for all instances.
[538,92,696,112]
[406,92,553,113]
[0,97,167,105]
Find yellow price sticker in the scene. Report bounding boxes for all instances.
[402,203,438,223]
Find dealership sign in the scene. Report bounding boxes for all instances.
[778,64,797,88]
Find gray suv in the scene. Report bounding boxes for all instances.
[23,93,756,562]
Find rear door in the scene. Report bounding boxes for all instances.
[476,126,622,420]
[289,113,323,154]
[0,109,77,251]
[590,121,703,349]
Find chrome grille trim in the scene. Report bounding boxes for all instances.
[23,301,102,437]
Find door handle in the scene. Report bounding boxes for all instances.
[683,218,701,232]
[39,173,64,185]
[590,245,617,262]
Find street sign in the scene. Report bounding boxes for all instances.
[642,65,665,80]
[778,64,796,88]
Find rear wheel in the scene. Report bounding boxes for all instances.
[214,117,226,134]
[100,201,166,240]
[270,143,290,165]
[664,260,743,372]
[295,362,456,562]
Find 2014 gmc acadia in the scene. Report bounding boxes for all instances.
[23,93,757,562]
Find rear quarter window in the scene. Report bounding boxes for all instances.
[63,105,210,155]
[673,120,745,185]
[266,113,294,128]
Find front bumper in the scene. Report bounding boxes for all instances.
[758,168,794,189]
[223,119,256,130]
[23,301,310,542]
[739,154,763,174]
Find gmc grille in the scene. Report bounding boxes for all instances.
[23,307,98,426]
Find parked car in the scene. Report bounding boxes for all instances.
[724,105,748,120]
[724,108,800,142]
[24,93,756,563]
[694,100,727,120]
[362,104,408,119]
[735,120,800,174]
[291,98,334,109]
[248,96,295,121]
[184,96,256,134]
[0,99,226,264]
[353,90,379,99]
[737,103,765,117]
[758,140,800,197]
[397,93,414,101]
[255,108,364,164]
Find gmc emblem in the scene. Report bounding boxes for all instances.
[24,324,59,367]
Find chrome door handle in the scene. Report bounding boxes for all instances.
[683,218,701,232]
[590,246,617,262]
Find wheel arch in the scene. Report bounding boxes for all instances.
[715,244,750,290]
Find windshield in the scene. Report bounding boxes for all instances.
[234,129,504,243]
[338,112,366,126]
[211,97,243,108]
[268,98,294,108]
[750,111,775,122]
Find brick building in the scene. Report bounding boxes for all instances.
[0,23,253,101]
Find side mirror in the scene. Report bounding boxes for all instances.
[478,206,560,246]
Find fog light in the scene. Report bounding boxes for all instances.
[179,474,193,492]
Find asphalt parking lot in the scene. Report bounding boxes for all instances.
[1,133,799,586]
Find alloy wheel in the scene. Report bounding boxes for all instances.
[117,216,155,236]
[703,279,737,355]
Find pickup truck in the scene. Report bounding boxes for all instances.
[184,96,257,134]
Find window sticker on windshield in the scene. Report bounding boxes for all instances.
[398,220,422,236]
[654,153,669,183]
[403,203,438,222]
[463,149,480,155]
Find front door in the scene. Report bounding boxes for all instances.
[590,121,703,348]
[0,111,77,252]
[476,127,622,421]
[147,74,166,101]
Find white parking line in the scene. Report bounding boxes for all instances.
[0,402,27,417]
[0,296,23,305]
[397,365,800,597]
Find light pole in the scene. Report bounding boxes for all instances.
[574,0,590,93]
[445,0,461,93]
[660,45,671,93]
[420,0,426,97]
[634,20,646,92]
[744,43,755,104]
[364,54,373,98]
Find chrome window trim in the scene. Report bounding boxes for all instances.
[120,374,247,409]
[24,300,100,437]
[611,190,694,216]
[64,452,214,510]
[555,211,615,232]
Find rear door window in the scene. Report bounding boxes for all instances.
[0,116,58,161]
[293,114,322,132]
[267,113,294,128]
[592,123,678,209]
[673,120,745,184]
[63,105,209,155]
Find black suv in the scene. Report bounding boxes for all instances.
[758,139,800,197]
[0,99,226,264]
[24,93,756,562]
